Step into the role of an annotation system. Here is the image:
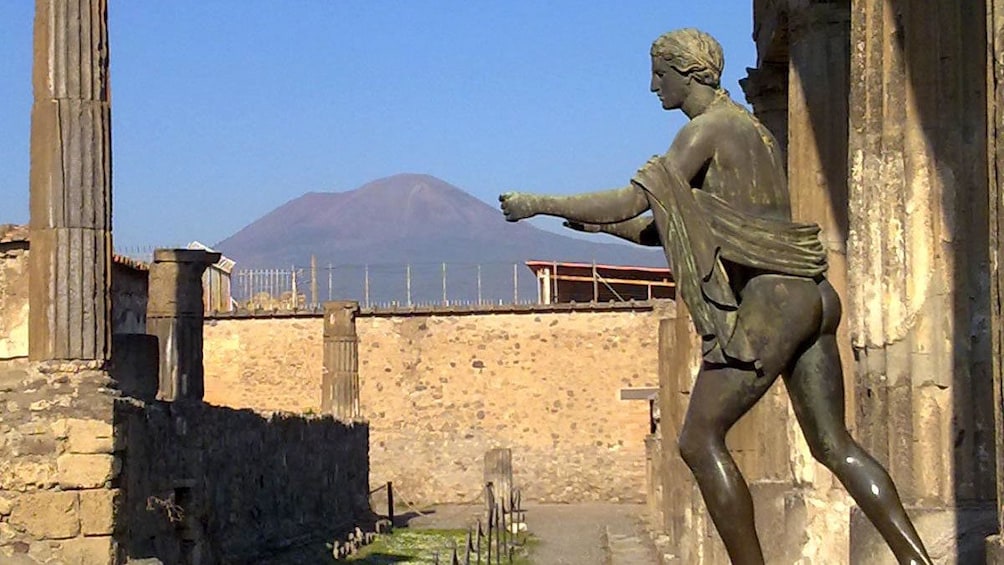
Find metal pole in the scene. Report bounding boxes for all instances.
[291,264,298,309]
[387,481,394,528]
[328,263,333,301]
[442,262,447,305]
[592,260,599,302]
[477,264,482,305]
[407,264,412,306]
[364,265,370,308]
[513,263,518,304]
[552,260,558,303]
[310,255,318,307]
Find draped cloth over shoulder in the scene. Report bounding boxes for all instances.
[630,156,828,367]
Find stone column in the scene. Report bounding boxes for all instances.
[847,1,995,561]
[28,0,112,363]
[484,448,513,511]
[988,0,1004,560]
[785,0,855,423]
[147,248,220,402]
[740,62,788,160]
[322,301,360,419]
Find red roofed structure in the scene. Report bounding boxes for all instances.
[524,260,675,304]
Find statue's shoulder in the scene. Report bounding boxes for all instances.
[673,112,730,148]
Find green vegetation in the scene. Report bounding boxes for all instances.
[343,528,535,565]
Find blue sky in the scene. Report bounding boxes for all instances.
[0,2,755,248]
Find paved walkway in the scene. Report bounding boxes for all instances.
[405,502,659,564]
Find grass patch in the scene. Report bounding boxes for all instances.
[343,528,535,565]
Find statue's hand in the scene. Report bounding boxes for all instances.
[499,192,538,222]
[562,220,602,234]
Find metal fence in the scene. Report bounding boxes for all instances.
[432,484,527,565]
[231,262,540,310]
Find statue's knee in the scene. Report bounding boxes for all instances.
[678,425,713,469]
[808,435,850,470]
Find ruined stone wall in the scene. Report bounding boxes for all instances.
[0,236,151,360]
[0,227,30,360]
[115,401,369,564]
[0,362,122,564]
[203,304,670,505]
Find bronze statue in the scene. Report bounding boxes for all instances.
[499,29,932,565]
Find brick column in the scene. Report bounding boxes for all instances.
[28,0,112,363]
[147,249,220,402]
[322,301,360,419]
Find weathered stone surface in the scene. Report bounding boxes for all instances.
[58,535,114,565]
[322,301,360,420]
[0,459,58,491]
[79,488,117,535]
[57,418,115,454]
[57,453,119,489]
[8,490,79,539]
[850,504,996,564]
[0,493,13,516]
[147,249,219,401]
[28,0,113,363]
[204,305,668,504]
[0,367,27,392]
[116,401,369,563]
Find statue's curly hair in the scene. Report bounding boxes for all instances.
[650,28,724,89]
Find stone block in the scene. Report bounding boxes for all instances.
[850,504,996,564]
[63,418,115,454]
[0,459,58,491]
[0,493,13,515]
[79,488,117,535]
[987,534,1004,564]
[58,535,114,565]
[8,490,79,539]
[57,453,119,489]
[0,367,27,392]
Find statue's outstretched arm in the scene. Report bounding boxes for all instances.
[499,184,649,225]
[563,216,660,247]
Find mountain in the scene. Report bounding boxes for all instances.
[215,173,666,304]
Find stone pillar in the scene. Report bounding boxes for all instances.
[740,62,789,160]
[847,1,995,561]
[988,0,1004,560]
[147,248,220,402]
[785,0,855,425]
[28,0,113,363]
[322,300,360,419]
[484,448,513,510]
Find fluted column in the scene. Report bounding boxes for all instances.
[28,0,112,362]
[848,0,993,560]
[322,301,360,420]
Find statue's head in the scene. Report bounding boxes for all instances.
[650,29,724,109]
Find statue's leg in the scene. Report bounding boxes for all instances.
[678,363,778,565]
[678,274,823,564]
[785,330,933,563]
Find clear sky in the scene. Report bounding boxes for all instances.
[0,2,755,248]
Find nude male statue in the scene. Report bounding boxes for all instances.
[499,29,932,565]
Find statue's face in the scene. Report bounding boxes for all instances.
[650,57,688,110]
